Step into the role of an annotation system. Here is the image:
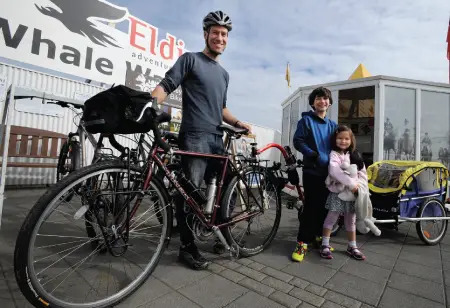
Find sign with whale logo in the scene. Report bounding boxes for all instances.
[0,0,185,107]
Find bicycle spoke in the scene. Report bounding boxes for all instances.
[47,245,102,293]
[34,235,101,264]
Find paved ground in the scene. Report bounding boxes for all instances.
[1,189,450,308]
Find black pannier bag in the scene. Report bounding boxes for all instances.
[82,85,154,134]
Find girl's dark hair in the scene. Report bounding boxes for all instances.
[331,125,356,153]
[350,149,365,171]
[308,86,333,109]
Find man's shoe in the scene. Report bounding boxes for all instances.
[291,242,307,262]
[178,243,210,270]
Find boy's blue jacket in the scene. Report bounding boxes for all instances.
[293,111,337,176]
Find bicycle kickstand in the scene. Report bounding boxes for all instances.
[212,226,240,260]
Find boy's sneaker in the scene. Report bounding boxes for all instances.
[346,246,366,260]
[319,245,333,259]
[291,242,307,262]
[179,243,210,270]
[314,236,334,251]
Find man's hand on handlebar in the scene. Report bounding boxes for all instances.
[235,121,252,134]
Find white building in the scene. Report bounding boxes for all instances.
[281,70,450,168]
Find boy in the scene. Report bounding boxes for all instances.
[291,87,337,262]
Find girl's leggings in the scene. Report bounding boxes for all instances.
[323,211,356,232]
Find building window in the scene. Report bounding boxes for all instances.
[383,86,416,160]
[420,91,450,167]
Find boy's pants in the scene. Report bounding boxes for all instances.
[297,172,329,243]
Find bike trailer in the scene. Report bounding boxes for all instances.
[368,160,448,217]
[82,85,155,134]
[367,160,449,244]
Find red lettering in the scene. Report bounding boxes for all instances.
[128,17,185,61]
[148,25,158,56]
[177,39,185,58]
[129,17,146,51]
[159,34,175,60]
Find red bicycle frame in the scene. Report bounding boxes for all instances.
[138,145,263,229]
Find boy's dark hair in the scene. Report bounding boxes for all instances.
[331,125,356,153]
[308,86,333,110]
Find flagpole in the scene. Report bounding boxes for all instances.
[447,17,450,83]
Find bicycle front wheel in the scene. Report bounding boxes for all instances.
[221,166,281,257]
[14,160,172,308]
[57,140,81,182]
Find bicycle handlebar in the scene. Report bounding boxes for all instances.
[136,105,172,153]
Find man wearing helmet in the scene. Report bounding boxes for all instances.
[151,11,251,270]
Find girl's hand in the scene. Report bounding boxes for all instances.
[351,184,359,193]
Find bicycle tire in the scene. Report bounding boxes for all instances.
[416,198,448,245]
[56,141,70,181]
[56,140,81,182]
[70,141,82,171]
[221,166,281,257]
[14,160,172,308]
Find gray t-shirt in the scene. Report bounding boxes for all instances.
[159,52,229,135]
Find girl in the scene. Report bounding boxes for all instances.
[320,125,366,260]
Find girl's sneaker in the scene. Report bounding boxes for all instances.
[346,246,366,260]
[292,242,307,262]
[320,245,333,259]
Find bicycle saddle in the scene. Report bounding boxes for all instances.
[218,124,248,138]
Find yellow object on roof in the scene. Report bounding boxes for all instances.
[349,63,372,80]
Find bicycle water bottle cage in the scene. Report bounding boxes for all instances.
[250,143,258,157]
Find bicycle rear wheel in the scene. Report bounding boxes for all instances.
[221,166,281,257]
[14,160,172,308]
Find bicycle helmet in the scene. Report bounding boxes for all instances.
[203,11,232,31]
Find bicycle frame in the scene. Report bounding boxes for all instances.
[140,146,264,230]
[106,132,303,241]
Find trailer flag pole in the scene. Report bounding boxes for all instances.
[447,17,450,83]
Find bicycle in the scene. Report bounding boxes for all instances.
[14,105,301,308]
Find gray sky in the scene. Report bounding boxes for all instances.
[4,0,450,131]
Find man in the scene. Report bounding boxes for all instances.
[151,11,251,270]
[291,87,337,262]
